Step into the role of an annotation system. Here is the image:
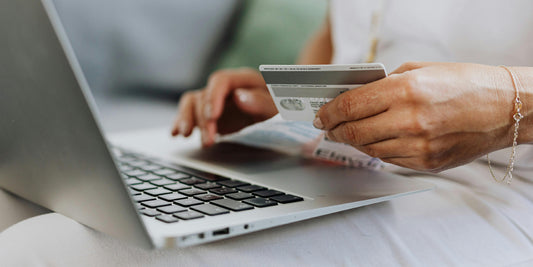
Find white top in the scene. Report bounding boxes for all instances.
[330,0,533,69]
[330,0,533,169]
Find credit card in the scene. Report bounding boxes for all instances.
[259,63,387,121]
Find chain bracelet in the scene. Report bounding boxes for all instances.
[487,66,523,185]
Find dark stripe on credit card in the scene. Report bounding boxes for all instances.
[261,70,386,85]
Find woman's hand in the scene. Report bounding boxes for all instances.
[171,68,278,147]
[314,62,527,172]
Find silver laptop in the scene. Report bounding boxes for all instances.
[0,0,433,249]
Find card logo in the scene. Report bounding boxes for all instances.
[280,99,305,111]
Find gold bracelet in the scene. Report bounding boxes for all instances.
[487,66,524,185]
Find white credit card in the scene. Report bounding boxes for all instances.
[259,63,387,121]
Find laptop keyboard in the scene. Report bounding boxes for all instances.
[113,149,304,224]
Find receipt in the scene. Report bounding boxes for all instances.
[219,115,384,170]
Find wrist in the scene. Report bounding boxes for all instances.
[486,65,532,184]
[511,67,533,144]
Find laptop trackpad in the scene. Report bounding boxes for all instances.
[177,142,423,200]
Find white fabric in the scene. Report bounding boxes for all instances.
[2,1,533,266]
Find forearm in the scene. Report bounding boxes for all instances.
[296,16,333,65]
[513,67,533,144]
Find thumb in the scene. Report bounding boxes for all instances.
[389,61,435,75]
[233,88,278,118]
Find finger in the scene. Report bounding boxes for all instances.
[354,137,425,159]
[202,91,221,147]
[379,156,446,172]
[314,76,400,130]
[379,157,419,170]
[389,61,435,75]
[193,91,210,145]
[204,68,266,121]
[233,88,278,119]
[325,110,414,146]
[203,121,217,147]
[172,92,197,137]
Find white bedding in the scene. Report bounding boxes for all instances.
[1,131,532,266]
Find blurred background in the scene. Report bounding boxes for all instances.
[52,0,327,133]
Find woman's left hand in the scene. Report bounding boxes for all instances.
[313,62,521,172]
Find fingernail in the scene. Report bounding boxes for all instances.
[171,128,178,136]
[201,129,209,145]
[325,132,331,140]
[236,90,250,104]
[204,104,212,120]
[313,117,324,129]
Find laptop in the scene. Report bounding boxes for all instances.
[0,0,433,248]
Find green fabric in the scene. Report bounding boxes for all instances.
[215,0,328,70]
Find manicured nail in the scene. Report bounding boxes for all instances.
[171,128,178,136]
[313,117,324,129]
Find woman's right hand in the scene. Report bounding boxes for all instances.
[171,68,278,147]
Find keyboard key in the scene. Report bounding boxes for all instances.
[125,177,142,185]
[157,205,187,214]
[217,180,249,188]
[237,185,266,192]
[152,168,176,176]
[253,190,284,198]
[159,192,187,202]
[194,194,223,202]
[196,174,229,182]
[270,194,304,204]
[180,188,207,196]
[124,169,147,177]
[195,182,221,190]
[226,192,254,200]
[135,203,145,210]
[128,160,149,167]
[156,214,179,223]
[133,194,156,202]
[244,198,278,208]
[131,183,157,191]
[150,178,175,186]
[144,188,172,196]
[180,177,206,185]
[175,198,203,207]
[166,173,190,181]
[119,165,134,172]
[141,209,161,217]
[164,183,191,191]
[209,187,237,195]
[211,199,253,211]
[142,164,162,171]
[128,188,141,195]
[191,204,229,216]
[173,211,204,220]
[137,173,162,182]
[142,199,171,209]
